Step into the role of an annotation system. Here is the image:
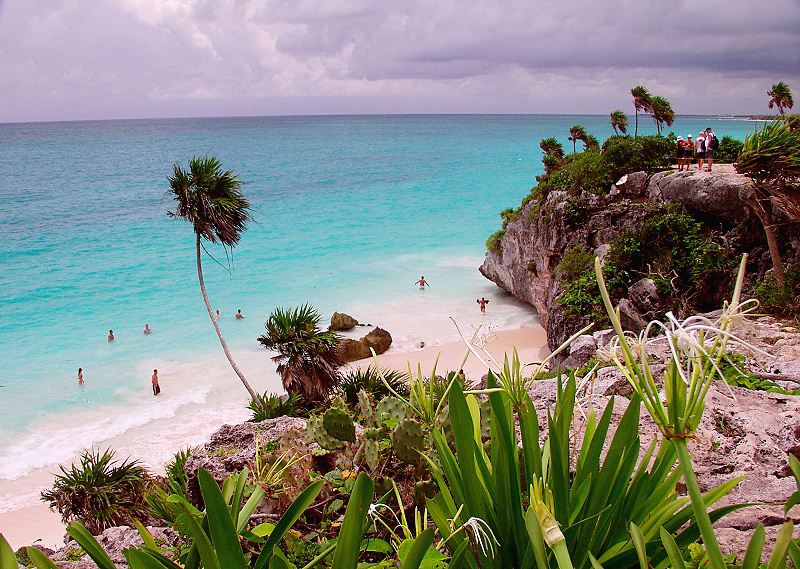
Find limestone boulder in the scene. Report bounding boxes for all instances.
[628,277,663,318]
[339,337,371,362]
[647,170,751,222]
[561,334,597,368]
[613,171,648,197]
[330,312,358,331]
[363,327,392,355]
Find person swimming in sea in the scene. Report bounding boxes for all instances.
[415,276,429,290]
[78,368,84,385]
[235,310,244,319]
[108,329,114,342]
[143,324,151,334]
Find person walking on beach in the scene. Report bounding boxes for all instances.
[415,276,429,290]
[78,368,83,386]
[108,329,114,342]
[152,369,160,396]
[143,324,151,334]
[236,310,244,319]
[477,297,489,313]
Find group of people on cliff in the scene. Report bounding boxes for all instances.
[676,127,718,172]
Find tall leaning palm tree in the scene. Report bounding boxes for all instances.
[736,121,800,285]
[650,95,675,135]
[258,305,343,403]
[768,82,794,116]
[610,110,628,136]
[631,85,652,138]
[167,156,258,401]
[568,125,587,154]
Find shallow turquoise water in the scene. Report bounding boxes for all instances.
[0,114,760,498]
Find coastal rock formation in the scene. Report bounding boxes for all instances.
[330,312,358,331]
[480,166,800,353]
[338,327,393,362]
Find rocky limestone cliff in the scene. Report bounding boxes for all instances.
[480,166,800,351]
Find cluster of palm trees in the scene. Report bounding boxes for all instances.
[567,125,599,153]
[630,85,675,136]
[166,157,342,409]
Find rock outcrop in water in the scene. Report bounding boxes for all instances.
[480,167,800,352]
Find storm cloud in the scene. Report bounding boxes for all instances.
[0,0,798,122]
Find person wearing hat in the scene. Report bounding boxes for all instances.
[676,136,686,170]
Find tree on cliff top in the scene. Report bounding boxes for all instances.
[631,85,652,138]
[258,305,343,403]
[768,82,794,116]
[737,120,800,284]
[650,96,675,135]
[568,124,588,154]
[167,155,258,401]
[610,110,628,135]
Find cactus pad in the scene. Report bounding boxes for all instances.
[306,415,344,450]
[392,418,425,464]
[376,396,407,427]
[322,407,356,443]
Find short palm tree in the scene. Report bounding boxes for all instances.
[737,120,800,285]
[768,82,794,116]
[258,305,343,403]
[539,137,564,160]
[166,156,258,401]
[650,95,675,135]
[568,125,587,153]
[610,110,628,135]
[631,85,652,137]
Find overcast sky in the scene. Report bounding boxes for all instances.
[1,0,798,123]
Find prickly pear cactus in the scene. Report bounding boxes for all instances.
[357,390,375,427]
[413,479,437,506]
[376,396,407,427]
[322,407,356,443]
[364,439,380,471]
[307,415,344,450]
[392,418,425,464]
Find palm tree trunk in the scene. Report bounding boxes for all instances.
[634,110,638,138]
[195,234,259,401]
[754,193,786,285]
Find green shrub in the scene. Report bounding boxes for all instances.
[249,392,310,421]
[716,135,743,163]
[41,448,151,534]
[336,366,409,409]
[486,229,505,253]
[556,245,594,281]
[752,261,800,318]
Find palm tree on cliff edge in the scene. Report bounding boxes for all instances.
[768,82,794,116]
[167,155,258,401]
[631,85,652,138]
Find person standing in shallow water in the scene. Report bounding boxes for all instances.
[152,369,160,396]
[235,310,244,319]
[78,368,83,386]
[107,330,114,342]
[477,297,489,313]
[415,276,429,290]
[143,324,151,334]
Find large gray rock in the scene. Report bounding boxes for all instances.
[561,334,597,368]
[614,171,648,197]
[628,277,662,318]
[617,298,648,332]
[647,170,751,221]
[330,312,358,331]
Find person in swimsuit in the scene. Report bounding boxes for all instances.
[214,310,221,319]
[108,330,114,342]
[78,368,83,385]
[415,276,429,290]
[152,369,161,396]
[143,324,151,334]
[477,297,489,313]
[235,310,244,319]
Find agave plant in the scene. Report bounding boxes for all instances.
[336,366,409,409]
[248,392,310,421]
[40,448,151,534]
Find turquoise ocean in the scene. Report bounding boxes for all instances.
[0,114,761,511]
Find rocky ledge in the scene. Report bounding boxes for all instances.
[479,165,800,352]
